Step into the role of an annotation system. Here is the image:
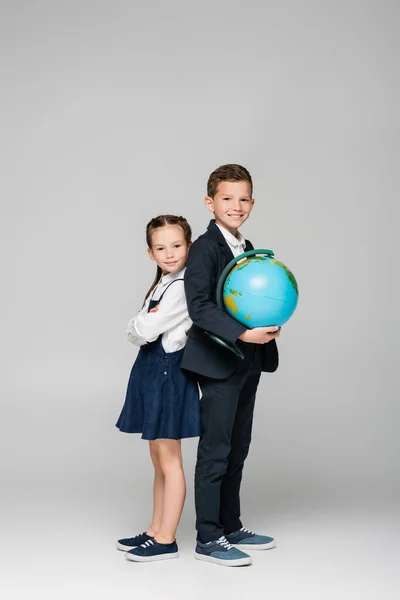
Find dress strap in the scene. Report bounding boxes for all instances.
[150,278,184,304]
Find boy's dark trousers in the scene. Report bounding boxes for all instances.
[195,340,263,543]
[181,220,279,543]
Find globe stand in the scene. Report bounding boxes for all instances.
[205,248,275,359]
[206,332,245,359]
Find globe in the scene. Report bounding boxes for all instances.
[222,251,299,328]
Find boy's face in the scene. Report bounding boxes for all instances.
[204,180,255,235]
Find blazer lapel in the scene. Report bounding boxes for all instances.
[205,220,235,264]
[244,239,254,252]
[206,219,254,261]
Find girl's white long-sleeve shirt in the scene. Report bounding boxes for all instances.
[126,267,192,353]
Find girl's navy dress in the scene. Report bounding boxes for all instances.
[116,279,201,440]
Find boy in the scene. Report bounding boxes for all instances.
[181,164,280,567]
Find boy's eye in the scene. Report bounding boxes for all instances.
[174,244,182,248]
[241,198,249,202]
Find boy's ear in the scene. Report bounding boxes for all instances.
[147,247,155,261]
[204,196,214,213]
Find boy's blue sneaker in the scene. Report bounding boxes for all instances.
[195,535,252,566]
[116,532,153,551]
[126,539,179,562]
[225,527,276,550]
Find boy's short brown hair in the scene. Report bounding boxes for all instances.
[207,164,253,198]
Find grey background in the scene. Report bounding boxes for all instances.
[1,1,399,598]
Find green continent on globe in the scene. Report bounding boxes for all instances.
[224,294,238,315]
[229,289,242,297]
[270,259,298,294]
[244,315,251,321]
[231,255,267,274]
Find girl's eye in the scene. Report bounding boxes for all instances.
[174,244,182,248]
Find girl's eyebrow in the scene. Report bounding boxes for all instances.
[155,240,184,246]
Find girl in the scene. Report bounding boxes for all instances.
[116,215,200,562]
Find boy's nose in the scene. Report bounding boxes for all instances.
[231,200,241,211]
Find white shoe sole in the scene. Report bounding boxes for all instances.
[194,552,252,567]
[125,551,179,562]
[116,542,137,551]
[232,539,276,550]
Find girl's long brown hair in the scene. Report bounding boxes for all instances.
[142,215,192,307]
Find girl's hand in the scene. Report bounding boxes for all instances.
[149,305,159,313]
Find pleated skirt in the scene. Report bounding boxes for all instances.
[116,340,201,440]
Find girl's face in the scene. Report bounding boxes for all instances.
[148,225,190,275]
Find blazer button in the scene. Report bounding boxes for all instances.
[164,371,167,375]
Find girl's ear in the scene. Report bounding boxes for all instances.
[147,247,155,261]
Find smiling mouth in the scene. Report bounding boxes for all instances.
[227,214,243,218]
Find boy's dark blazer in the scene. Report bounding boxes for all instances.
[181,220,279,379]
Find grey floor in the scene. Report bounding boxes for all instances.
[2,393,398,598]
[2,501,399,599]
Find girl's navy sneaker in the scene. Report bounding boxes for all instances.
[126,539,179,562]
[225,527,276,550]
[195,535,252,567]
[116,532,153,551]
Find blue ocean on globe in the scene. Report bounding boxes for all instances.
[222,255,299,328]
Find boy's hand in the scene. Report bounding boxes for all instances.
[239,326,280,344]
[149,305,159,313]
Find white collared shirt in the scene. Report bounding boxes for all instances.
[126,267,191,353]
[215,223,246,257]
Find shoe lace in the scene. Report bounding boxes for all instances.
[241,527,255,535]
[215,536,233,550]
[140,539,155,548]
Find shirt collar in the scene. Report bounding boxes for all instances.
[215,223,246,249]
[160,267,186,285]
